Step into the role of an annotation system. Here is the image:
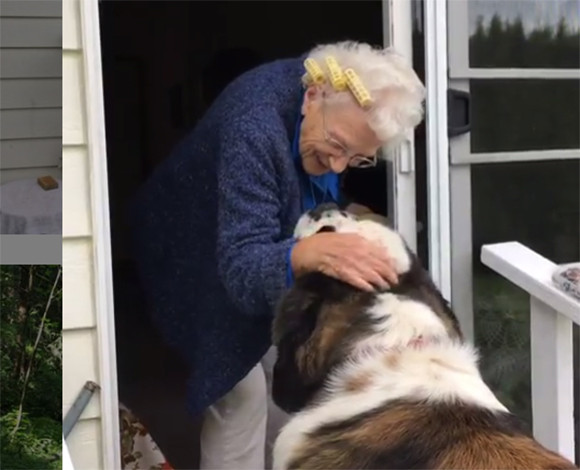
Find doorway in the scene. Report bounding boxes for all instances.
[98,1,426,468]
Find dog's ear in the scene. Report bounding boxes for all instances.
[272,286,323,412]
[272,286,319,346]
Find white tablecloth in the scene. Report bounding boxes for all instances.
[0,178,62,234]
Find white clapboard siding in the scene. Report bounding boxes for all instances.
[0,138,61,169]
[62,0,105,466]
[62,328,101,421]
[0,18,62,48]
[63,0,81,51]
[63,52,86,145]
[62,237,96,329]
[0,49,62,78]
[0,166,61,185]
[0,108,62,140]
[0,5,62,177]
[66,418,103,470]
[0,0,62,17]
[0,78,62,109]
[63,146,92,237]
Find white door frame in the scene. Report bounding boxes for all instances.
[423,0,452,302]
[77,2,433,467]
[383,0,419,253]
[79,1,121,468]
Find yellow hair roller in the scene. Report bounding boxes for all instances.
[325,56,346,91]
[344,68,373,108]
[303,58,325,85]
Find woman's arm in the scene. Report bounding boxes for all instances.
[216,109,294,317]
[215,110,399,316]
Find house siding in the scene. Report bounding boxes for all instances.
[62,0,104,468]
[0,0,63,184]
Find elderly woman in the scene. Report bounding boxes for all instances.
[129,40,425,469]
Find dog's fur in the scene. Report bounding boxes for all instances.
[271,203,577,470]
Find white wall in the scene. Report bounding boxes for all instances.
[0,0,63,184]
[62,0,104,467]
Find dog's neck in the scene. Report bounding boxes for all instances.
[324,334,508,415]
[349,334,442,363]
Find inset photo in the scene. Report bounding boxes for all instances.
[0,265,62,469]
[0,0,62,235]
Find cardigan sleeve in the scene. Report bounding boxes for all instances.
[216,110,296,317]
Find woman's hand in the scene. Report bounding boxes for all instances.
[291,232,399,292]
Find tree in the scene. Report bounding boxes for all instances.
[1,265,63,470]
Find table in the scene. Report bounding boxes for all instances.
[0,178,62,234]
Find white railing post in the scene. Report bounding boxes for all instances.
[530,297,575,461]
[481,242,579,462]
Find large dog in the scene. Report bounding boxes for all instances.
[271,203,576,470]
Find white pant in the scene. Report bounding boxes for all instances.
[200,347,289,470]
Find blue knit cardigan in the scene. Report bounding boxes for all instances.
[128,56,342,416]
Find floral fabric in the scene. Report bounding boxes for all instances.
[120,403,173,470]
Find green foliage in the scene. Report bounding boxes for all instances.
[470,78,579,153]
[474,272,532,429]
[470,14,580,68]
[0,412,61,469]
[468,15,580,155]
[1,266,62,470]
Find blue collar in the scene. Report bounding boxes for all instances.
[291,106,339,210]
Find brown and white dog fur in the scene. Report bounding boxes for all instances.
[271,203,577,470]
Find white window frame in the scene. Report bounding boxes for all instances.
[445,0,580,341]
[448,0,580,166]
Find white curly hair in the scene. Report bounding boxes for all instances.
[304,41,426,148]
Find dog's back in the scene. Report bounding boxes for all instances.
[284,398,575,469]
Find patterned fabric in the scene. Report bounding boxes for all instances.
[120,403,173,470]
[552,262,580,301]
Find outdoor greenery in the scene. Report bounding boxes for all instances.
[474,272,532,428]
[470,15,580,153]
[1,266,62,470]
[470,14,580,68]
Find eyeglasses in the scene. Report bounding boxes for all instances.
[320,97,378,169]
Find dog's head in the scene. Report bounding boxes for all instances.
[272,204,463,413]
[292,202,357,239]
[271,270,378,413]
[293,202,412,274]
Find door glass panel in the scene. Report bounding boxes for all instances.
[471,159,580,428]
[468,0,580,68]
[471,79,580,153]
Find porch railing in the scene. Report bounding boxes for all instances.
[481,242,579,462]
